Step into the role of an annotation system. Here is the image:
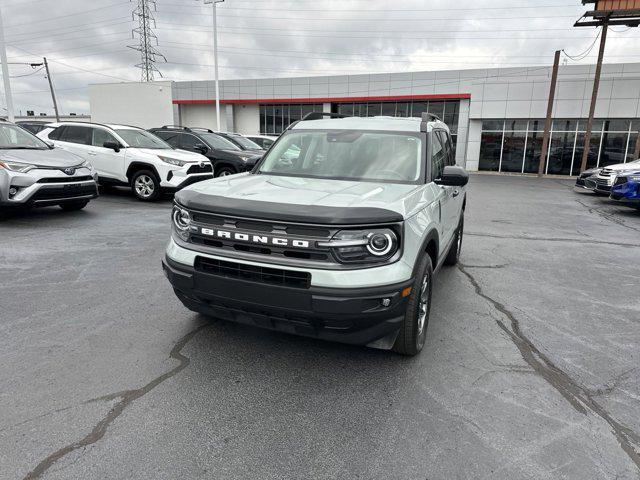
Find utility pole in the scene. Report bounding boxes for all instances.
[203,0,224,131]
[43,58,59,122]
[539,50,561,176]
[579,22,608,173]
[0,6,15,122]
[574,1,640,172]
[635,133,640,160]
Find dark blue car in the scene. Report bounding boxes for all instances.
[610,170,640,210]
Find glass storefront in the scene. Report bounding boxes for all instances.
[479,118,640,175]
[259,104,324,135]
[336,99,460,154]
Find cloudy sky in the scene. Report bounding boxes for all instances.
[1,0,639,115]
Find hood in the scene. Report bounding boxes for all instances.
[176,173,431,224]
[0,147,83,168]
[134,148,206,162]
[604,160,640,172]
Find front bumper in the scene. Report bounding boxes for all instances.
[610,180,640,205]
[162,254,414,347]
[0,167,98,206]
[160,164,213,190]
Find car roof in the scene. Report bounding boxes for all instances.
[291,115,446,133]
[46,121,144,131]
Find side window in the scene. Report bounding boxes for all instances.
[60,125,91,145]
[262,138,274,149]
[438,131,456,166]
[48,126,65,140]
[155,131,180,148]
[431,131,446,181]
[92,128,118,148]
[180,134,200,151]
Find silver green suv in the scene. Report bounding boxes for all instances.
[162,113,468,356]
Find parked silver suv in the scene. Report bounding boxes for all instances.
[0,121,98,211]
[162,113,468,356]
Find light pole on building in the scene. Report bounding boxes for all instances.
[202,0,224,131]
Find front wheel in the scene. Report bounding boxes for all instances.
[131,170,161,201]
[392,254,433,356]
[444,212,464,266]
[59,200,89,211]
[215,166,236,177]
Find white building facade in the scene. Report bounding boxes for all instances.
[90,62,640,174]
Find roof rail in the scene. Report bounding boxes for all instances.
[420,112,441,132]
[160,125,191,131]
[190,127,215,133]
[301,112,347,121]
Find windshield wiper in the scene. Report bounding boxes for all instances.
[2,146,47,150]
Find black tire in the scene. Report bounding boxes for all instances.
[444,212,464,266]
[392,254,433,356]
[215,166,236,178]
[131,169,161,201]
[59,200,89,211]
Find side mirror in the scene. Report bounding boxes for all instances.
[434,165,469,187]
[103,141,121,153]
[194,143,208,154]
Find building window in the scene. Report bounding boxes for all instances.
[259,103,323,135]
[478,118,640,175]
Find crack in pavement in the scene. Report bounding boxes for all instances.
[466,232,640,248]
[575,199,640,233]
[22,324,208,480]
[457,264,640,471]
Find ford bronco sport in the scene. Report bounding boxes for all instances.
[162,113,468,356]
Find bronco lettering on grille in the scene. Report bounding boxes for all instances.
[200,227,310,248]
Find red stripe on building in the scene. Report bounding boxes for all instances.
[172,93,471,105]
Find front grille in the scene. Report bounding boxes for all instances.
[600,168,614,177]
[188,212,334,263]
[37,176,94,184]
[187,163,213,174]
[32,184,97,201]
[194,256,311,289]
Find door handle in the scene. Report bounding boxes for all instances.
[452,189,460,198]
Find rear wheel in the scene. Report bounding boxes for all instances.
[215,166,236,177]
[392,254,433,356]
[444,212,464,266]
[131,170,161,201]
[59,200,89,211]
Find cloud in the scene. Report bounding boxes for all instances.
[0,0,638,115]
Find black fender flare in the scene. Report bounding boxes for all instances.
[126,162,162,182]
[412,228,440,277]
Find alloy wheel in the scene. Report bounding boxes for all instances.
[135,175,155,198]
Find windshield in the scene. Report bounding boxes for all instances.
[116,129,172,149]
[197,132,240,151]
[258,130,423,183]
[228,135,262,150]
[0,123,49,149]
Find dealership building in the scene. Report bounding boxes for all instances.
[90,62,640,175]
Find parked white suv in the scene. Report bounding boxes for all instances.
[38,123,213,201]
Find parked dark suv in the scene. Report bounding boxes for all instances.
[149,126,263,177]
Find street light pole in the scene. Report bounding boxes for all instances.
[204,0,224,131]
[0,6,15,122]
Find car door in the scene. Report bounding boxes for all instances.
[431,130,457,250]
[55,125,93,160]
[88,127,127,182]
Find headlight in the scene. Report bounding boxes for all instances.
[172,206,191,240]
[79,160,93,169]
[629,175,640,182]
[319,228,399,263]
[159,156,187,167]
[0,160,36,173]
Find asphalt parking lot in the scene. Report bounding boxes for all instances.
[1,174,639,480]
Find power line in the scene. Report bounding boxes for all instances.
[3,1,131,29]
